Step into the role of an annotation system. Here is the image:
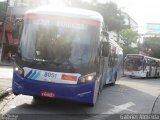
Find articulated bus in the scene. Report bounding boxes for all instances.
[124,54,160,78]
[12,7,123,106]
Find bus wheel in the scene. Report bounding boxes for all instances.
[13,92,19,96]
[158,72,159,77]
[88,80,100,106]
[129,75,133,78]
[99,75,104,92]
[110,73,117,86]
[146,72,149,78]
[33,96,43,101]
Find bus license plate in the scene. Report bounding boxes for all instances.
[41,91,55,98]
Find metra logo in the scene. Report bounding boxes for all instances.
[25,70,41,80]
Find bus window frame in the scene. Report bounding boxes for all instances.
[143,59,147,71]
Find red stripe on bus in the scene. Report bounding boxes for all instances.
[24,14,100,27]
[61,74,77,81]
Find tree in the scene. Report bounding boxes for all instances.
[120,29,138,46]
[94,2,125,31]
[66,0,126,32]
[120,28,138,55]
[143,37,160,59]
[0,2,6,22]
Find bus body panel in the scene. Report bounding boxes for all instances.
[13,72,95,104]
[124,54,160,78]
[12,7,123,105]
[102,43,123,85]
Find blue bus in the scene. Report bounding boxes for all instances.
[12,7,123,106]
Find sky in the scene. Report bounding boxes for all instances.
[85,0,160,33]
[1,0,159,33]
[112,0,160,34]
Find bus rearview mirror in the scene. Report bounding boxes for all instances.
[102,31,109,37]
[102,42,109,57]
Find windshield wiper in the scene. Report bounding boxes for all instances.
[44,58,75,72]
[22,57,75,72]
[40,59,62,66]
[21,57,59,67]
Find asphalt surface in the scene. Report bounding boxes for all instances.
[0,66,13,79]
[0,66,12,99]
[0,77,160,120]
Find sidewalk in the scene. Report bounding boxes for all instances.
[0,66,13,99]
[152,95,160,114]
[0,61,13,66]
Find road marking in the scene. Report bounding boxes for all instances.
[85,102,136,120]
[0,68,13,78]
[0,72,13,79]
[119,86,127,95]
[106,102,136,114]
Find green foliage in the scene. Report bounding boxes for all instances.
[66,0,139,55]
[92,2,125,31]
[123,47,138,55]
[120,28,139,55]
[143,37,160,58]
[120,28,138,46]
[0,2,6,22]
[66,0,126,32]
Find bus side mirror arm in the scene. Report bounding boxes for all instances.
[102,31,109,37]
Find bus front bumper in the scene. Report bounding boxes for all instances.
[12,72,95,104]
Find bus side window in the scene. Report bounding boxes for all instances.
[147,59,150,66]
[145,59,150,70]
[151,61,154,67]
[152,61,157,68]
[143,59,147,71]
[108,45,112,67]
[112,46,117,64]
[109,45,117,67]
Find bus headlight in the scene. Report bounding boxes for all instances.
[78,73,96,84]
[14,64,23,76]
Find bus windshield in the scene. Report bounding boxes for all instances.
[124,55,144,71]
[19,18,99,68]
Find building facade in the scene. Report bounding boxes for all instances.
[121,12,138,31]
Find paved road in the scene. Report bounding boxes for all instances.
[0,77,160,120]
[0,66,12,92]
[0,66,13,79]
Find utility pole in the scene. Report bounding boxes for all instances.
[0,0,9,62]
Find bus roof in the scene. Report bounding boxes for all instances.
[109,38,123,51]
[25,6,103,22]
[126,54,160,61]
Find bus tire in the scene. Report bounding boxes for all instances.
[157,72,159,77]
[110,73,117,86]
[87,94,99,106]
[13,92,19,96]
[155,71,157,78]
[33,96,43,101]
[129,75,133,78]
[146,72,149,78]
[88,80,100,106]
[99,75,104,92]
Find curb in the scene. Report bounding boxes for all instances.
[0,64,13,66]
[0,88,12,100]
[0,62,13,66]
